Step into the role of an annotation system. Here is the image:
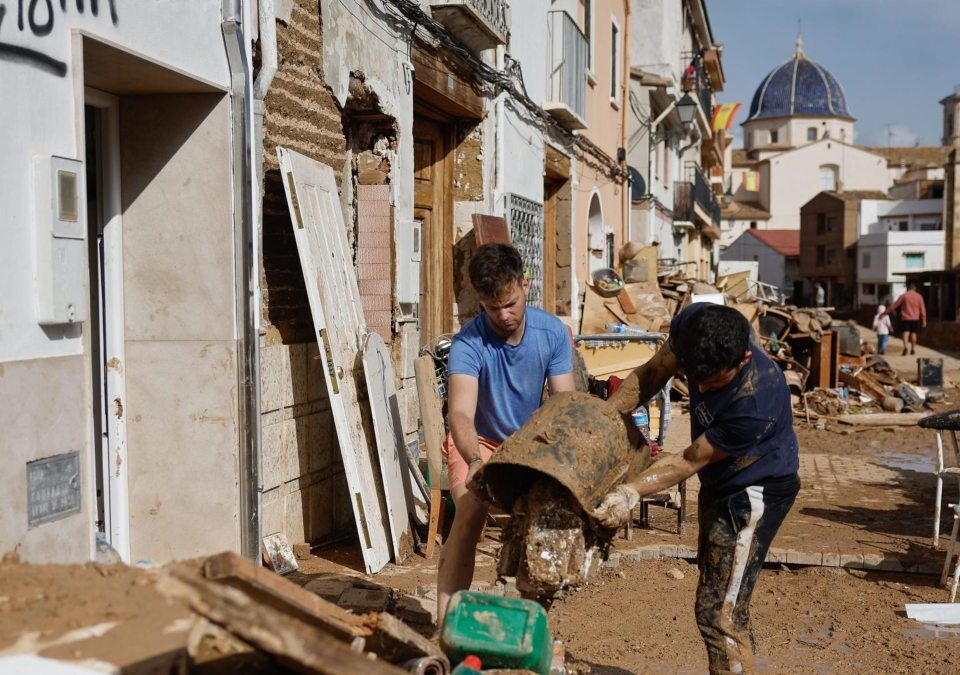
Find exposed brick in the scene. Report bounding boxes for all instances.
[359,263,391,279]
[358,184,391,201]
[357,199,392,219]
[358,169,387,185]
[360,279,393,296]
[357,215,392,235]
[360,295,392,312]
[356,247,391,265]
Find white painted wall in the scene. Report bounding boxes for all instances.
[0,1,228,362]
[763,140,889,229]
[857,230,944,305]
[743,116,854,151]
[859,198,943,235]
[0,1,232,563]
[720,232,794,294]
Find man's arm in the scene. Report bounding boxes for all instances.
[920,296,927,327]
[547,372,576,395]
[448,374,482,465]
[607,342,681,414]
[594,433,727,527]
[884,295,904,316]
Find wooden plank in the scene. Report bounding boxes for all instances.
[471,214,510,246]
[833,413,928,427]
[413,356,445,491]
[361,333,414,563]
[617,288,637,314]
[277,147,391,574]
[412,41,483,119]
[577,341,659,379]
[201,552,446,664]
[544,143,571,180]
[159,566,405,675]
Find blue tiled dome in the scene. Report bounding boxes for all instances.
[747,39,852,121]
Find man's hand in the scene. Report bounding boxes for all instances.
[465,458,485,495]
[594,484,640,528]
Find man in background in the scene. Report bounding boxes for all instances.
[884,282,927,355]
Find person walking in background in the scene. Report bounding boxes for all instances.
[884,283,927,356]
[813,281,825,308]
[872,304,893,355]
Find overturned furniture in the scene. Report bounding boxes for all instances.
[472,392,650,602]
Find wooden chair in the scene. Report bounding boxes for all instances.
[415,355,449,559]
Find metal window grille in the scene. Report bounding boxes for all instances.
[505,193,545,308]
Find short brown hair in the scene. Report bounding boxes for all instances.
[469,244,524,298]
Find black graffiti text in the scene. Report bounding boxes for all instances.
[0,0,119,77]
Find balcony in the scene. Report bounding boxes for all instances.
[673,163,721,235]
[428,0,510,52]
[543,10,588,131]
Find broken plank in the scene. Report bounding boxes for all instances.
[617,288,637,314]
[832,413,927,427]
[159,566,405,675]
[201,552,446,665]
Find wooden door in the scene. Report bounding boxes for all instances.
[413,116,453,344]
[277,147,391,574]
[543,179,560,315]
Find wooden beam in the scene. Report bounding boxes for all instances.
[159,566,406,675]
[412,41,483,119]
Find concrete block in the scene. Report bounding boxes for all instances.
[839,552,864,570]
[822,550,841,567]
[261,421,286,491]
[396,595,436,625]
[676,545,697,560]
[878,556,905,573]
[287,343,309,407]
[861,553,884,571]
[338,587,391,612]
[795,551,824,566]
[602,553,621,568]
[260,344,284,413]
[659,544,679,558]
[765,548,786,564]
[304,577,353,602]
[259,487,284,538]
[293,542,311,560]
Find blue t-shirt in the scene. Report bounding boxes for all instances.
[447,307,573,443]
[669,303,800,499]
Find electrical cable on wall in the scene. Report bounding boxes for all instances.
[383,0,627,181]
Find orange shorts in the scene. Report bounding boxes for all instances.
[443,433,499,491]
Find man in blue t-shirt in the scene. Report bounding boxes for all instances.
[437,244,575,622]
[597,303,800,673]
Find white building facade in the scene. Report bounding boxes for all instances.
[857,198,945,306]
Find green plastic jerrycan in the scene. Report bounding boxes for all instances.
[440,591,553,674]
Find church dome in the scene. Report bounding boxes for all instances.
[747,37,852,121]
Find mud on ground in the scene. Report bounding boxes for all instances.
[550,558,960,674]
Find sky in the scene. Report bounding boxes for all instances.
[708,0,960,148]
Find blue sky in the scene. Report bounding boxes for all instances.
[708,0,960,148]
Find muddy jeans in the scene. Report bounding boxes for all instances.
[695,474,800,674]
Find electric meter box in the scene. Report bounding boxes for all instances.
[35,156,88,325]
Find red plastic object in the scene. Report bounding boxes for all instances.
[463,656,482,669]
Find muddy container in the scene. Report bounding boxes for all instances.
[440,591,553,674]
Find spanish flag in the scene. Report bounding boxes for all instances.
[743,171,760,192]
[711,103,741,132]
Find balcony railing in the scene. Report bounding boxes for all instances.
[674,163,721,231]
[428,0,510,50]
[544,10,588,130]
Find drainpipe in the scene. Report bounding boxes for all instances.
[621,0,630,243]
[222,0,262,561]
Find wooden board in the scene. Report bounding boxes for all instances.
[471,214,510,246]
[577,340,659,380]
[199,552,445,664]
[361,332,414,563]
[278,148,390,575]
[159,566,406,675]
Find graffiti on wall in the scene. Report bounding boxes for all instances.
[0,0,119,77]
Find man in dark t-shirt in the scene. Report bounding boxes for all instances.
[598,303,800,673]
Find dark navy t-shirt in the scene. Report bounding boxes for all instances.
[669,303,800,499]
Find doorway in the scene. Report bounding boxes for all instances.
[412,114,454,344]
[84,90,130,561]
